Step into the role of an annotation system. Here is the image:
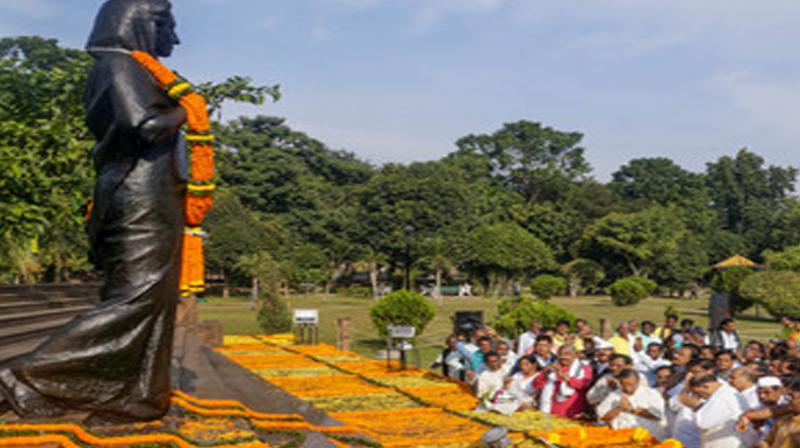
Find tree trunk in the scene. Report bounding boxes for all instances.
[250,276,259,301]
[222,269,230,300]
[369,263,379,300]
[433,269,442,299]
[568,276,580,298]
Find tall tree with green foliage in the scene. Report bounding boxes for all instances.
[0,37,94,282]
[706,148,797,256]
[353,160,478,274]
[454,120,591,203]
[578,206,693,281]
[462,222,555,296]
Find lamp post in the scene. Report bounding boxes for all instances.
[403,225,415,290]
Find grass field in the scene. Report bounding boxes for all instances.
[198,293,783,368]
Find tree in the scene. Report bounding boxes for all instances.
[710,266,754,314]
[217,115,372,216]
[454,120,591,203]
[578,206,689,280]
[493,297,576,339]
[256,252,292,334]
[353,160,478,273]
[510,203,579,261]
[561,259,605,297]
[462,222,555,296]
[204,189,283,297]
[0,37,94,282]
[416,237,454,299]
[740,271,800,319]
[282,243,327,294]
[356,247,387,298]
[706,148,797,256]
[370,290,436,338]
[197,76,280,121]
[764,245,800,272]
[611,157,709,208]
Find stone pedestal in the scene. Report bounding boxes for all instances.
[175,296,222,347]
[198,320,224,348]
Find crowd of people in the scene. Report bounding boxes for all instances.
[432,315,800,448]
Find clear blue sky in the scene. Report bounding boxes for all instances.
[2,0,799,179]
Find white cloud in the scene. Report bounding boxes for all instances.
[406,0,506,33]
[311,25,332,41]
[711,71,800,145]
[0,0,58,20]
[257,16,279,31]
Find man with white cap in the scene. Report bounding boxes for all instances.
[756,376,787,408]
[591,339,615,379]
[751,376,787,442]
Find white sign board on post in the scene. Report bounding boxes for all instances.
[293,309,319,325]
[388,325,416,339]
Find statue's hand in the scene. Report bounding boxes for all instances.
[140,107,186,144]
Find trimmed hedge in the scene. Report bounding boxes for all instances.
[370,290,436,338]
[529,274,567,300]
[609,277,649,307]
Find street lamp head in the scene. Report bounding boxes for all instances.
[404,225,415,236]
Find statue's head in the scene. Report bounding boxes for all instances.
[87,0,179,57]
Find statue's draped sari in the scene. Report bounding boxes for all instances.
[0,0,186,422]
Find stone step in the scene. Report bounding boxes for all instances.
[0,291,99,302]
[0,337,46,363]
[0,317,74,347]
[0,283,101,292]
[0,306,91,327]
[0,297,97,315]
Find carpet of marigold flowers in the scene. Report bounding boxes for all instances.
[0,334,684,447]
[214,334,685,448]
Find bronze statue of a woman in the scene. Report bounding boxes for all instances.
[0,0,186,423]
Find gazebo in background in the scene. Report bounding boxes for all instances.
[708,254,761,330]
[712,254,759,270]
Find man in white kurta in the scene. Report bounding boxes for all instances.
[517,321,541,356]
[667,380,701,448]
[597,368,667,440]
[476,352,519,416]
[729,367,759,409]
[689,375,755,448]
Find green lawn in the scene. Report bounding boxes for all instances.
[198,294,783,368]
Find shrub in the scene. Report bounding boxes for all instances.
[765,246,800,272]
[370,290,436,338]
[609,278,648,307]
[258,296,292,334]
[711,266,754,313]
[256,253,292,334]
[494,297,576,339]
[629,276,657,295]
[740,270,800,318]
[529,275,567,300]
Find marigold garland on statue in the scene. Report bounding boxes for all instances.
[130,50,215,297]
